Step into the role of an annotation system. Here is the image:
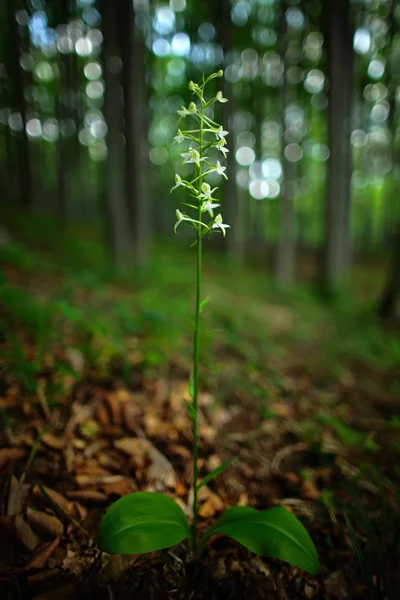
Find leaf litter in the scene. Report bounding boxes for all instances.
[0,263,399,599]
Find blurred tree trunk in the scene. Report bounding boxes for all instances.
[0,0,14,202]
[217,0,243,262]
[320,0,354,294]
[8,0,32,211]
[276,2,296,286]
[252,80,265,256]
[101,0,133,271]
[52,0,73,224]
[378,231,400,319]
[377,0,399,318]
[119,0,149,268]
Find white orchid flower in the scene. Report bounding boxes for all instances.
[215,126,229,140]
[174,209,208,233]
[199,182,218,201]
[170,174,187,193]
[173,130,186,144]
[181,148,207,168]
[201,199,220,218]
[174,209,190,232]
[216,139,229,158]
[207,160,227,179]
[212,214,230,236]
[216,91,228,103]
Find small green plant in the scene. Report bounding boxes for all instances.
[318,414,378,451]
[98,72,320,575]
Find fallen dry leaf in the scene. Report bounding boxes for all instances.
[270,402,294,418]
[324,570,349,598]
[114,437,177,487]
[169,380,187,411]
[33,485,74,516]
[33,485,86,521]
[143,412,170,437]
[175,481,187,497]
[98,476,135,497]
[7,475,30,516]
[198,490,224,519]
[83,439,108,459]
[207,454,222,472]
[169,443,191,460]
[0,447,26,471]
[106,392,122,425]
[15,514,42,551]
[302,478,321,501]
[121,401,136,432]
[42,432,66,451]
[66,489,108,504]
[75,464,112,479]
[23,536,60,571]
[26,508,63,539]
[96,404,110,427]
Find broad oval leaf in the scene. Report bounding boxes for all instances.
[98,492,190,555]
[201,506,320,574]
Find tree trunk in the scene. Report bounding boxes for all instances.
[218,0,242,262]
[320,0,354,294]
[378,231,400,318]
[101,0,133,271]
[8,0,32,210]
[251,79,266,257]
[377,0,399,319]
[119,0,148,268]
[276,2,296,286]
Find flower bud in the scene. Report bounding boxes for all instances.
[188,102,196,113]
[188,81,195,91]
[217,69,223,77]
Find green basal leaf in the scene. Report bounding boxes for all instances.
[98,492,190,555]
[200,506,320,574]
[197,456,237,490]
[184,399,196,421]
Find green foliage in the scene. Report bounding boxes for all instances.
[0,241,38,271]
[0,328,38,393]
[98,493,320,574]
[98,492,190,554]
[200,506,320,574]
[323,470,400,600]
[318,414,378,451]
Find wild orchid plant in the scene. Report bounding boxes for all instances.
[98,72,320,575]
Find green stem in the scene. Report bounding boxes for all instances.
[191,98,204,552]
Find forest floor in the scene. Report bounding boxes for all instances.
[0,219,400,600]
